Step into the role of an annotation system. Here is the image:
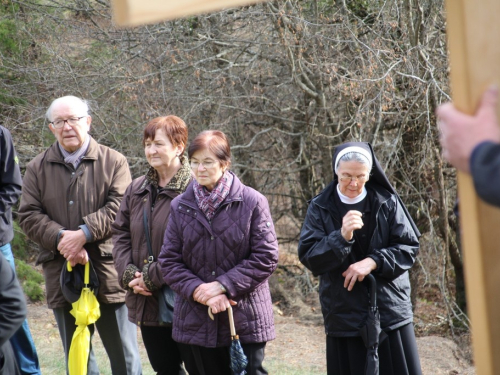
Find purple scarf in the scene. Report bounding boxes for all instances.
[193,170,234,221]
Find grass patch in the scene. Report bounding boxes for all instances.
[32,323,324,375]
[265,359,326,374]
[31,318,157,375]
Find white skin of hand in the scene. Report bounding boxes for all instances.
[342,257,377,291]
[193,281,224,304]
[206,294,237,315]
[437,85,500,173]
[340,210,377,291]
[341,210,364,241]
[67,249,88,267]
[128,271,152,296]
[58,229,87,259]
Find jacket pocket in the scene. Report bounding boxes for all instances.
[233,295,255,335]
[97,241,114,258]
[36,249,55,265]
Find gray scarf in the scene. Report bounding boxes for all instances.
[58,135,91,169]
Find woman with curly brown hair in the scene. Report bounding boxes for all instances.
[112,116,192,375]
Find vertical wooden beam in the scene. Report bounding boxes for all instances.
[445,1,500,374]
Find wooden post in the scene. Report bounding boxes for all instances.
[110,0,266,27]
[445,1,500,374]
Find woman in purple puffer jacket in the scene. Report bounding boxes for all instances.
[159,130,279,375]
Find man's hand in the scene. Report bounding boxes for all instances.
[67,249,88,267]
[58,229,87,259]
[437,85,500,173]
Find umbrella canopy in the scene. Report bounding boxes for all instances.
[65,262,101,375]
[208,306,248,375]
[227,306,248,375]
[359,274,387,375]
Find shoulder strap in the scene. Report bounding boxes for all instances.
[143,205,154,263]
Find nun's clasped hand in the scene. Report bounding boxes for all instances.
[341,210,363,241]
[342,258,377,291]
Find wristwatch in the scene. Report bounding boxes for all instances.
[219,282,227,293]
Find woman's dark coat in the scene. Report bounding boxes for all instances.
[298,152,420,336]
[112,160,191,326]
[112,176,179,326]
[159,174,278,348]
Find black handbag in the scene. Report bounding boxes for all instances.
[143,206,176,326]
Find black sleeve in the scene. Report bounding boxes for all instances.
[0,253,26,348]
[0,127,22,215]
[298,202,354,276]
[369,198,420,280]
[470,141,500,207]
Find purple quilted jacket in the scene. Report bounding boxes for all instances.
[159,174,278,347]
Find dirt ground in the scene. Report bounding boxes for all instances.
[266,268,476,375]
[24,252,475,374]
[267,314,476,375]
[27,300,476,375]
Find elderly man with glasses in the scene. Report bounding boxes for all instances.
[18,95,142,375]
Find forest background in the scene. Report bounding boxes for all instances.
[0,0,471,372]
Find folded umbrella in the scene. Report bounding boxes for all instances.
[208,305,248,375]
[359,274,387,375]
[63,261,101,375]
[60,259,100,304]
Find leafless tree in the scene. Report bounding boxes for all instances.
[0,0,465,335]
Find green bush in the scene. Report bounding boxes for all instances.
[10,220,45,301]
[11,221,29,261]
[22,279,45,302]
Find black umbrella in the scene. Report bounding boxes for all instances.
[208,305,248,374]
[227,306,248,375]
[359,274,387,375]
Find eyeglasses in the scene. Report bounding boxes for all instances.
[50,116,87,129]
[339,176,368,183]
[190,160,217,169]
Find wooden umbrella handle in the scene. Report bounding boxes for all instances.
[207,305,238,338]
[227,305,237,338]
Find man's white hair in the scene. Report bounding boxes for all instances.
[46,96,89,121]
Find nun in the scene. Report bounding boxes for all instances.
[298,142,422,375]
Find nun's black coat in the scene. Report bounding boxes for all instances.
[298,142,420,337]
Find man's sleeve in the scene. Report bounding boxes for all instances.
[470,141,500,207]
[83,153,132,241]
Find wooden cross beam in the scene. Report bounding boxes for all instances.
[445,1,500,374]
[111,0,267,27]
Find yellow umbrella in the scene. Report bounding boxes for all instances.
[67,261,101,375]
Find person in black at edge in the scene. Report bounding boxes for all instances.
[0,251,27,375]
[298,142,422,375]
